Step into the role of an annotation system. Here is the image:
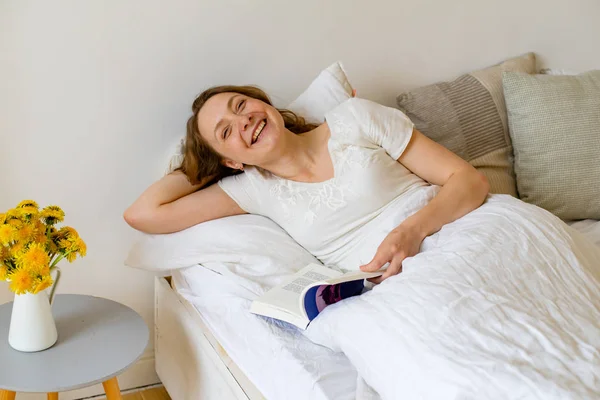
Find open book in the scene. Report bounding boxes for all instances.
[250,263,383,330]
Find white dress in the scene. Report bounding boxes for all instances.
[218,98,440,269]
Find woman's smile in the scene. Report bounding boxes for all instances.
[251,119,267,145]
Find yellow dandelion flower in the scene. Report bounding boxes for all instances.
[0,224,15,246]
[49,231,62,250]
[34,233,47,245]
[58,239,72,252]
[47,205,64,213]
[0,213,5,224]
[0,244,8,260]
[40,206,65,225]
[58,226,78,239]
[58,234,86,262]
[0,265,8,281]
[32,275,53,294]
[17,200,39,209]
[16,223,35,242]
[10,242,25,258]
[36,263,51,277]
[66,251,77,262]
[76,238,87,257]
[47,240,58,255]
[19,206,39,220]
[8,218,23,229]
[9,267,34,294]
[16,243,50,272]
[33,220,48,244]
[5,209,22,221]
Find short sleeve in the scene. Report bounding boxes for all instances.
[349,98,415,160]
[217,170,262,214]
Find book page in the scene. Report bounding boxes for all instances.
[253,264,343,317]
[281,277,319,294]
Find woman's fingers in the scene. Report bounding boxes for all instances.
[387,256,404,276]
[360,251,390,272]
[367,254,404,284]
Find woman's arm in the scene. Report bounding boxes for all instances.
[397,129,490,238]
[361,129,490,282]
[123,171,246,234]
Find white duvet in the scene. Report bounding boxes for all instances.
[305,195,600,400]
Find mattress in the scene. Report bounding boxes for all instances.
[171,219,600,400]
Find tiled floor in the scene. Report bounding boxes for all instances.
[122,386,170,400]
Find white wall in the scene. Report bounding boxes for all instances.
[1,0,598,398]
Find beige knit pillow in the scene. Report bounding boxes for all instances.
[396,53,537,196]
[503,70,600,220]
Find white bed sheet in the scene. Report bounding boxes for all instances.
[172,267,361,400]
[172,219,599,400]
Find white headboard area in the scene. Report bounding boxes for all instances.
[1,0,598,395]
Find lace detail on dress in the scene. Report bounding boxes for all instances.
[267,110,371,225]
[328,110,355,141]
[333,143,372,171]
[269,177,349,225]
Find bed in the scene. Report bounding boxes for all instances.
[128,49,600,399]
[154,220,600,400]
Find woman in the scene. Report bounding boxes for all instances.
[124,85,490,283]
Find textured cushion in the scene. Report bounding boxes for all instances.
[503,70,600,220]
[396,53,537,196]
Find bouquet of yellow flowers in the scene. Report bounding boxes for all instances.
[0,200,86,296]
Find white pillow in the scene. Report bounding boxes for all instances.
[125,214,320,286]
[163,61,353,175]
[128,61,353,273]
[286,61,354,125]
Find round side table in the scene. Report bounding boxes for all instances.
[0,294,149,400]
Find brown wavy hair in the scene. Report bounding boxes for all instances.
[179,85,318,186]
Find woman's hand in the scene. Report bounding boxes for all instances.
[359,223,425,284]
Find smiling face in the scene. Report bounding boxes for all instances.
[196,92,287,169]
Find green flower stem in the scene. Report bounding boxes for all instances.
[50,249,76,269]
[50,253,65,269]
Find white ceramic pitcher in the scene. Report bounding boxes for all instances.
[8,278,59,352]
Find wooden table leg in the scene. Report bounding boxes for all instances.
[102,377,122,400]
[48,393,59,400]
[0,390,16,400]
